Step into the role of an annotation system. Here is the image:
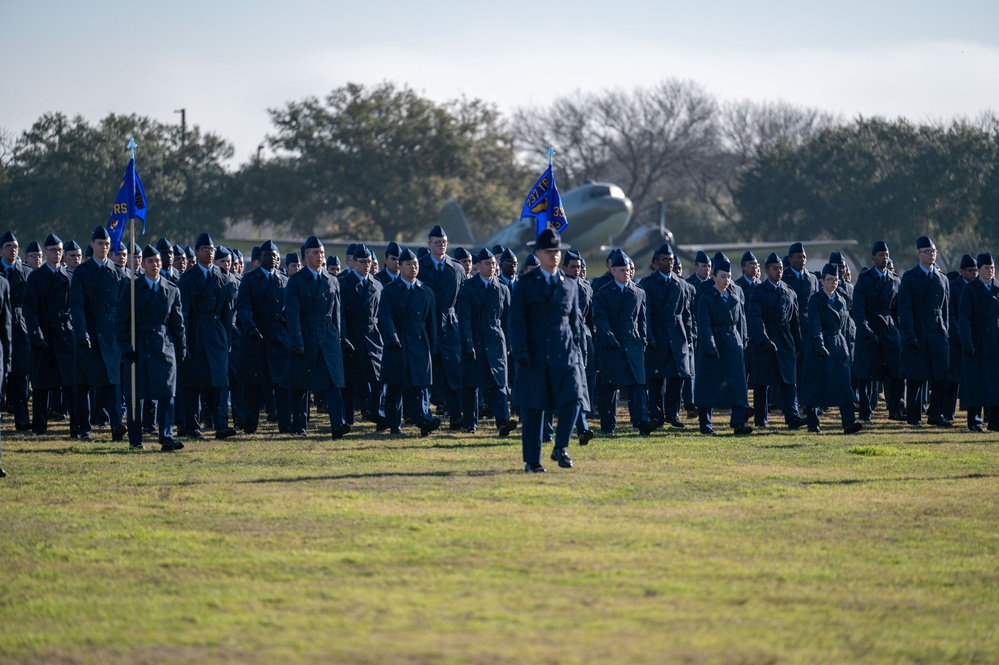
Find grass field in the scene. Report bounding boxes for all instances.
[1,409,998,665]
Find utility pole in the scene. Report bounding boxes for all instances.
[174,108,186,147]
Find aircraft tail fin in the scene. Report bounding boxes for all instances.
[439,200,476,246]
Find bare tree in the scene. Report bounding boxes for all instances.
[513,79,719,232]
[689,99,841,240]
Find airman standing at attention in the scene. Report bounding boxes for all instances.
[0,231,33,432]
[694,257,753,436]
[69,226,128,442]
[283,236,350,440]
[640,243,696,429]
[177,233,234,441]
[958,253,999,432]
[897,236,951,427]
[800,263,863,434]
[378,248,441,436]
[339,244,384,428]
[235,240,292,435]
[118,245,187,451]
[747,253,808,430]
[851,241,904,422]
[457,248,517,436]
[593,251,659,436]
[419,225,465,431]
[23,234,75,436]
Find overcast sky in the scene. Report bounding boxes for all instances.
[3,0,997,165]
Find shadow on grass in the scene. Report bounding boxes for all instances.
[244,468,511,483]
[802,472,998,486]
[7,445,141,456]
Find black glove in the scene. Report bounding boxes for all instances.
[706,349,719,359]
[77,338,91,349]
[387,341,402,350]
[964,346,976,356]
[517,357,530,368]
[607,339,621,350]
[180,349,190,362]
[905,339,919,350]
[123,350,137,363]
[760,340,777,353]
[463,349,476,361]
[341,339,355,353]
[31,339,47,351]
[646,340,656,351]
[291,345,305,356]
[816,347,830,359]
[248,329,264,341]
[865,335,879,346]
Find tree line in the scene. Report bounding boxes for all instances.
[1,80,996,267]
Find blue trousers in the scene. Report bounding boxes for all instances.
[521,402,580,465]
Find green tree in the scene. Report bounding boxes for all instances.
[0,112,233,246]
[235,82,529,242]
[735,116,999,265]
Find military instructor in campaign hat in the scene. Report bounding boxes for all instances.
[509,229,589,472]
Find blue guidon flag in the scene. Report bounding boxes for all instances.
[107,157,147,250]
[521,164,568,238]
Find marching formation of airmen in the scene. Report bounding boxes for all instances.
[1,223,997,478]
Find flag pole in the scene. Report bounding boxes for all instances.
[548,143,555,168]
[127,137,137,427]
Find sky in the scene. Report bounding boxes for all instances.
[2,0,998,166]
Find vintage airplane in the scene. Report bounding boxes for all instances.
[439,182,634,257]
[225,180,858,274]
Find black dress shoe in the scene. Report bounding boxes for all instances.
[15,423,32,431]
[498,419,519,437]
[375,418,390,433]
[786,416,808,430]
[969,424,985,433]
[638,419,663,436]
[331,424,351,440]
[843,422,863,434]
[988,422,999,432]
[214,427,238,440]
[75,432,91,442]
[112,425,128,442]
[699,426,715,435]
[389,428,403,435]
[807,425,821,433]
[907,421,922,428]
[887,412,907,421]
[462,426,477,434]
[0,467,6,477]
[927,418,952,428]
[420,417,442,437]
[550,447,573,468]
[666,418,686,428]
[189,429,205,439]
[292,427,307,436]
[266,413,279,423]
[578,430,594,446]
[448,418,463,431]
[232,417,245,430]
[733,425,754,436]
[160,438,183,451]
[129,443,144,450]
[524,463,546,473]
